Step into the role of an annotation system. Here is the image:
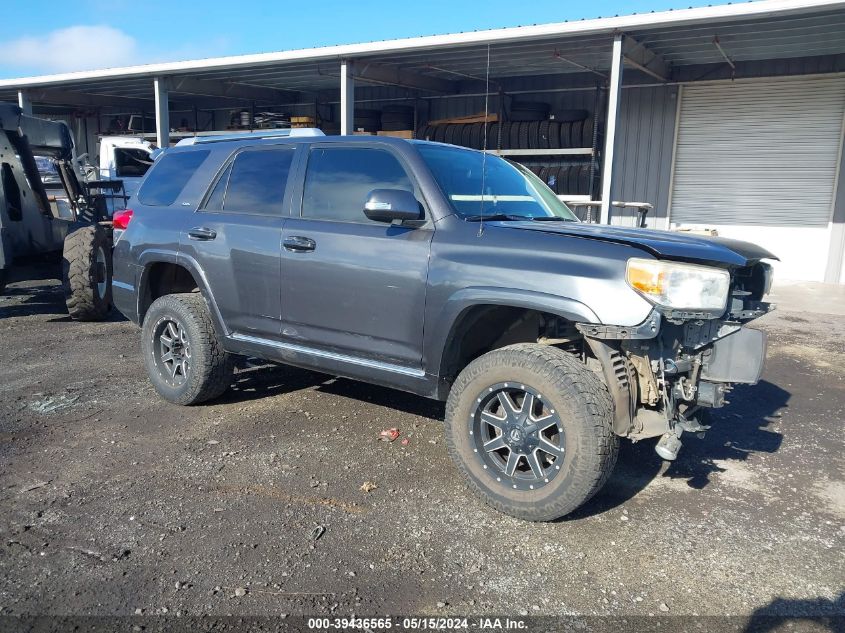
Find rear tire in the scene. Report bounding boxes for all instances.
[445,343,618,521]
[142,293,234,405]
[62,225,112,321]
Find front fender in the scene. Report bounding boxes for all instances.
[425,286,601,395]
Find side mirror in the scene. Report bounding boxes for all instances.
[363,189,423,223]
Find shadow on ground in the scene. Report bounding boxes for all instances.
[0,285,69,318]
[0,280,127,323]
[570,379,789,519]
[220,358,790,521]
[743,591,845,632]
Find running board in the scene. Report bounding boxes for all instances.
[230,333,426,378]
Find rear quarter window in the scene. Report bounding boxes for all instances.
[137,150,210,206]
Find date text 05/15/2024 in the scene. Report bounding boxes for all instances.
[306,617,528,630]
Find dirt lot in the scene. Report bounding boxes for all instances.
[0,273,843,626]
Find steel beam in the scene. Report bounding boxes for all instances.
[340,60,354,135]
[352,61,456,94]
[600,34,624,225]
[154,77,170,148]
[165,76,299,103]
[622,35,671,82]
[23,87,154,110]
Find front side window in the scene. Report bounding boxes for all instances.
[302,147,414,223]
[415,143,577,221]
[138,150,210,206]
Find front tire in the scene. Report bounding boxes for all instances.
[445,343,618,521]
[142,293,234,405]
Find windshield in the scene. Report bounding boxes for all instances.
[415,143,578,221]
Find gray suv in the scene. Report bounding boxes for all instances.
[112,132,775,521]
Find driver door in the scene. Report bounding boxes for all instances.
[280,144,433,368]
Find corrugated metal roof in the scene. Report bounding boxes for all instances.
[0,0,843,105]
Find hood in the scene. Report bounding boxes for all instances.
[499,221,778,268]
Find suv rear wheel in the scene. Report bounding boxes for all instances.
[142,293,234,405]
[445,343,618,521]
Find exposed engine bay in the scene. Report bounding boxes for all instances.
[572,260,774,461]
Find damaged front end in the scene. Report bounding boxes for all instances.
[577,258,774,461]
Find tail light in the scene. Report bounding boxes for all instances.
[113,209,134,230]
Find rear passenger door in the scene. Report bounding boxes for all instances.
[280,143,433,369]
[179,145,295,339]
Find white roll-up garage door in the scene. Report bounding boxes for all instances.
[669,76,845,281]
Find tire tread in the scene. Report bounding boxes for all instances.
[445,343,618,521]
[143,293,234,405]
[63,226,111,321]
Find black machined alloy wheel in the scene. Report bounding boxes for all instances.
[472,382,565,491]
[142,293,234,405]
[152,317,192,387]
[445,343,618,521]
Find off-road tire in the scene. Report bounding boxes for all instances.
[445,343,618,521]
[62,225,112,321]
[142,293,234,405]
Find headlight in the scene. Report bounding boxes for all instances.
[626,258,730,312]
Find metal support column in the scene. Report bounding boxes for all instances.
[340,60,355,135]
[153,77,170,148]
[17,90,32,116]
[600,34,624,224]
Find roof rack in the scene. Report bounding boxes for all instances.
[175,128,325,146]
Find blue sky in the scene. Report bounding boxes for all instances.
[0,0,735,78]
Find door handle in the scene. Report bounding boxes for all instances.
[283,236,316,252]
[188,227,217,241]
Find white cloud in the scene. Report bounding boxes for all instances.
[0,25,141,74]
[0,25,234,77]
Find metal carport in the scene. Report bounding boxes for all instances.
[1,0,844,281]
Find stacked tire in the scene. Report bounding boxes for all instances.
[509,100,550,122]
[380,105,415,131]
[415,119,595,151]
[528,165,595,196]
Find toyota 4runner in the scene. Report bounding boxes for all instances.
[112,130,775,521]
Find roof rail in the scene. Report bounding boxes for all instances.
[175,128,325,146]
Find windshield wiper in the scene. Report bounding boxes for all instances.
[529,216,576,222]
[463,213,531,222]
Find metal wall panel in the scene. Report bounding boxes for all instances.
[670,75,845,227]
[610,85,679,226]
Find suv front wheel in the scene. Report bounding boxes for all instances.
[445,343,618,521]
[142,293,234,405]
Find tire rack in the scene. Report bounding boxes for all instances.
[416,117,602,203]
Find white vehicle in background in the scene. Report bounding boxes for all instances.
[97,136,156,206]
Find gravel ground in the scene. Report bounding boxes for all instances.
[0,274,842,627]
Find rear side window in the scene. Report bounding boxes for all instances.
[205,147,294,215]
[137,150,210,206]
[302,147,413,223]
[204,163,231,211]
